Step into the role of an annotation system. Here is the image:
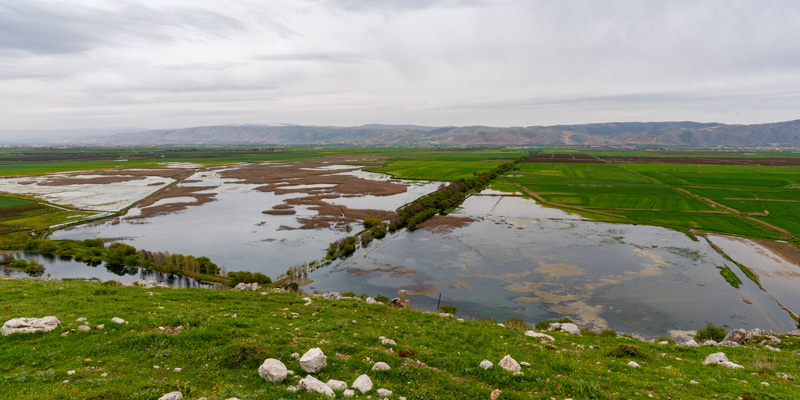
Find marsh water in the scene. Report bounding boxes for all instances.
[2,252,213,288]
[52,167,439,276]
[43,172,800,337]
[306,193,799,338]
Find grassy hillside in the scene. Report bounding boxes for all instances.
[1,278,799,400]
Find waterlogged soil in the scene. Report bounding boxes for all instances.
[306,192,797,337]
[0,169,188,211]
[52,161,439,276]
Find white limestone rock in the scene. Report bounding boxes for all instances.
[299,375,335,397]
[372,361,391,371]
[157,392,183,400]
[111,317,127,325]
[327,379,347,391]
[258,358,288,382]
[1,316,60,336]
[702,352,744,369]
[352,374,373,394]
[498,355,521,372]
[77,325,91,332]
[548,322,581,335]
[479,360,493,370]
[524,331,555,341]
[627,361,641,368]
[343,389,355,398]
[680,340,699,348]
[300,348,327,373]
[377,388,393,397]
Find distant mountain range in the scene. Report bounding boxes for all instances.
[8,120,800,147]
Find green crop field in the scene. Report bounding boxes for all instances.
[503,153,800,242]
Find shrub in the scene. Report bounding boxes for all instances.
[374,294,389,303]
[439,305,457,314]
[655,336,676,345]
[695,324,726,342]
[478,316,497,325]
[220,340,266,368]
[607,344,649,359]
[503,317,526,330]
[599,329,618,338]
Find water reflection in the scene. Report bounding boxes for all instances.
[305,192,797,337]
[3,252,215,288]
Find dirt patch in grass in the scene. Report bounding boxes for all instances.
[416,215,476,234]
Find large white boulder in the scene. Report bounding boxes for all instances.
[258,358,288,383]
[352,374,373,394]
[299,375,335,397]
[498,355,521,372]
[300,348,327,373]
[234,282,260,291]
[548,322,581,335]
[702,352,744,369]
[1,316,60,336]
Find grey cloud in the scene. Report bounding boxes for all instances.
[307,0,488,12]
[0,2,245,55]
[254,51,366,63]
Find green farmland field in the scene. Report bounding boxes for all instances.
[505,153,800,242]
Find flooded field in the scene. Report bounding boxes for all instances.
[2,252,212,288]
[305,192,798,338]
[52,160,439,276]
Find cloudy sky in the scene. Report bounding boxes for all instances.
[2,0,800,131]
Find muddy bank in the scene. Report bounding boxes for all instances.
[132,186,218,219]
[416,215,476,234]
[753,239,800,267]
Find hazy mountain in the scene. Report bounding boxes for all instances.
[9,120,800,147]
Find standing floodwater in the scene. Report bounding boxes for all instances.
[306,192,796,338]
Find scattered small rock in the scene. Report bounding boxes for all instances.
[111,317,127,325]
[377,388,393,397]
[381,338,397,346]
[96,324,104,330]
[627,361,641,368]
[343,389,355,398]
[77,325,91,332]
[679,340,699,348]
[490,389,502,400]
[479,360,493,369]
[76,317,87,322]
[764,345,781,352]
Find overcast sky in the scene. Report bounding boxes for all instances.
[2,0,800,131]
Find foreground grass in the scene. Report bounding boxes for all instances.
[1,279,799,399]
